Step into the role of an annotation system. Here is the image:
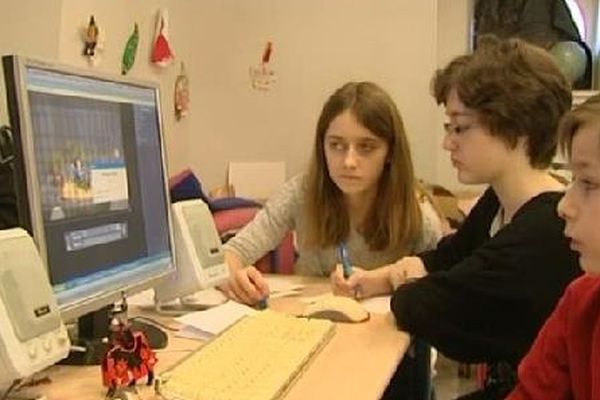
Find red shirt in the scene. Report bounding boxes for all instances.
[507,274,600,400]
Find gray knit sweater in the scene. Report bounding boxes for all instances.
[224,175,443,276]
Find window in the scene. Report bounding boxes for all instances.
[566,0,586,37]
[472,0,598,89]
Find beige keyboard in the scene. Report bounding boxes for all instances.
[157,310,335,400]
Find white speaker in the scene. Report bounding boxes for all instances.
[153,199,229,304]
[0,228,70,389]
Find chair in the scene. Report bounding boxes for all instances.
[212,206,295,274]
[410,336,434,400]
[380,336,433,400]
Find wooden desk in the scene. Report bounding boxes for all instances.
[30,276,410,400]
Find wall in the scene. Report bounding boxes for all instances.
[173,1,440,190]
[0,0,63,123]
[53,1,442,191]
[435,0,473,191]
[0,1,468,191]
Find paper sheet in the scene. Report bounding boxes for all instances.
[360,295,391,315]
[175,300,256,337]
[126,288,228,309]
[127,289,156,307]
[300,293,390,314]
[300,293,335,304]
[180,288,228,307]
[228,161,285,201]
[265,276,304,298]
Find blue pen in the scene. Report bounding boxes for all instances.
[338,242,352,279]
[257,297,268,310]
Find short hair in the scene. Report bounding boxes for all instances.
[305,81,422,252]
[559,94,600,159]
[432,35,572,169]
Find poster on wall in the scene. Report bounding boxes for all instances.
[249,41,276,91]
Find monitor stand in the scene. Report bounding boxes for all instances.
[60,305,168,366]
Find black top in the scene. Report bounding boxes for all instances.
[391,188,581,365]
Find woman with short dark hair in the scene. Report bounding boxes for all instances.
[337,37,582,399]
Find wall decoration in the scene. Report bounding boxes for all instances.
[82,15,104,65]
[174,62,190,120]
[151,9,175,67]
[249,41,276,91]
[121,23,139,75]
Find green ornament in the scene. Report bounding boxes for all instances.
[121,23,139,75]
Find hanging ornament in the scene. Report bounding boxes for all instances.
[151,9,175,68]
[81,15,104,65]
[121,23,139,75]
[174,62,190,120]
[82,16,99,57]
[249,41,276,91]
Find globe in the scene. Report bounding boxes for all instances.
[550,41,587,83]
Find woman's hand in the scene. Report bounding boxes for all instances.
[388,256,427,289]
[219,252,269,305]
[330,264,393,299]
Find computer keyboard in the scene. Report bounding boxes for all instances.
[157,310,335,400]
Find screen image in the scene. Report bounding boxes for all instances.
[3,56,175,320]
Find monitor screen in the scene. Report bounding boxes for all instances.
[2,55,175,322]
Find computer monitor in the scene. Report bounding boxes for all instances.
[2,55,175,361]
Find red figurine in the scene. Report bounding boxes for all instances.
[101,319,157,399]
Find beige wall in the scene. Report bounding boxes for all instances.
[435,0,472,191]
[0,0,478,191]
[0,0,63,122]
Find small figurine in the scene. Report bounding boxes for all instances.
[151,9,174,67]
[122,23,139,75]
[101,299,157,399]
[174,62,190,120]
[83,16,99,57]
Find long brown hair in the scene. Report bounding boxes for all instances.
[304,81,422,251]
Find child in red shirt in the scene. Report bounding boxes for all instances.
[507,94,600,400]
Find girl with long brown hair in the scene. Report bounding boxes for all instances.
[221,81,442,305]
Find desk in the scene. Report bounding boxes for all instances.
[31,276,410,400]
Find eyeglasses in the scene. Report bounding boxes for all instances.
[443,122,479,135]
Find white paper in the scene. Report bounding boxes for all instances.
[360,295,391,315]
[175,300,256,336]
[174,325,214,341]
[126,288,228,309]
[300,293,335,304]
[180,288,228,307]
[127,288,156,307]
[228,161,285,201]
[265,276,304,298]
[300,293,390,314]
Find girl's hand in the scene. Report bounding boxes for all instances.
[330,264,392,299]
[220,251,269,305]
[389,257,427,289]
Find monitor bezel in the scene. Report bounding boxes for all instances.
[2,54,176,321]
